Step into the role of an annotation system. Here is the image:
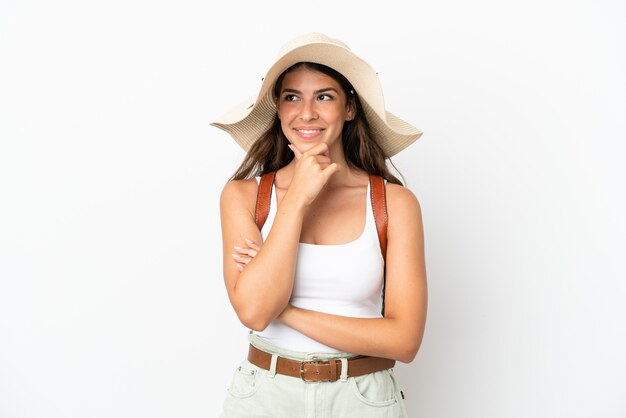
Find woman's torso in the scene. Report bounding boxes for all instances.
[255,174,385,353]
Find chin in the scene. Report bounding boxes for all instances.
[291,142,318,153]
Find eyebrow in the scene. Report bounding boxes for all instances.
[280,87,340,95]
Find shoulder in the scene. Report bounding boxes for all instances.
[220,178,259,214]
[385,183,423,229]
[385,183,421,212]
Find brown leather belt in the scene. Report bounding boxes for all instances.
[247,344,396,382]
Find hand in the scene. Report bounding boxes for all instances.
[231,238,261,271]
[288,142,341,206]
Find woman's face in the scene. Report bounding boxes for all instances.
[276,66,353,155]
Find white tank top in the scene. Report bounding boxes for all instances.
[255,179,385,353]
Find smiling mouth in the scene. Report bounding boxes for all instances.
[294,128,324,139]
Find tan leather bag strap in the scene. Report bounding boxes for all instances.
[369,174,389,316]
[255,171,275,231]
[369,174,388,262]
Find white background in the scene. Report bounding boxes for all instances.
[1,0,625,417]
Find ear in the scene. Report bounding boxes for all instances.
[345,103,356,121]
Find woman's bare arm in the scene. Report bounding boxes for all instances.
[220,143,340,331]
[220,179,304,331]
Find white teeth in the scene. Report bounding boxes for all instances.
[298,129,319,134]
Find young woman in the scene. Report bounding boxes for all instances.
[211,32,427,417]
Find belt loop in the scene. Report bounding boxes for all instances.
[340,358,348,382]
[268,353,278,378]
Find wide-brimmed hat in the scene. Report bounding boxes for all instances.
[210,32,422,158]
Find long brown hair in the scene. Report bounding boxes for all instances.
[229,62,404,185]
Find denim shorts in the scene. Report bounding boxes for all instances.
[220,333,409,418]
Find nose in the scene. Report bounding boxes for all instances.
[299,99,318,121]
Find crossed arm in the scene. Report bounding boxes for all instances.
[222,178,428,363]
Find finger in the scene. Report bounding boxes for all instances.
[321,162,341,182]
[310,158,333,173]
[305,142,330,157]
[313,155,331,165]
[288,143,303,160]
[297,154,331,169]
[244,238,261,251]
[236,263,244,271]
[234,246,258,257]
[231,253,252,264]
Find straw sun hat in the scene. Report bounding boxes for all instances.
[210,32,422,158]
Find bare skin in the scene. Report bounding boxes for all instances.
[220,66,427,363]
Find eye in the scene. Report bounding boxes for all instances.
[282,94,299,102]
[317,93,333,101]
